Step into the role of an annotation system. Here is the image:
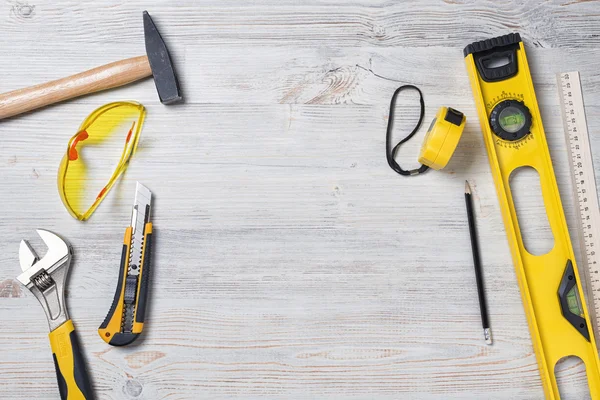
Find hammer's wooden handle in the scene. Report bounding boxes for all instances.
[0,55,152,120]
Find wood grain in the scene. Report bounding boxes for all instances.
[0,55,151,120]
[0,0,599,399]
[2,0,600,48]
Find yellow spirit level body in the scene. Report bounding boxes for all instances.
[465,33,600,399]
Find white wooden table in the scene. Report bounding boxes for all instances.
[1,1,599,399]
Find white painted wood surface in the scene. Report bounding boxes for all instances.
[1,1,600,399]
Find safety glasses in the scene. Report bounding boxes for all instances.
[58,101,146,221]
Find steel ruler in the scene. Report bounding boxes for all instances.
[558,71,600,352]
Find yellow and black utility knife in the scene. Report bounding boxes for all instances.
[99,182,153,346]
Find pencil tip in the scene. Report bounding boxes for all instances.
[465,180,471,194]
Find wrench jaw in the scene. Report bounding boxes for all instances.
[16,230,73,332]
[19,240,39,272]
[27,263,70,331]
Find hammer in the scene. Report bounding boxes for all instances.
[0,11,181,120]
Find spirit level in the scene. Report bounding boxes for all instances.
[465,33,600,399]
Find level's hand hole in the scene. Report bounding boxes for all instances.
[555,356,591,400]
[509,166,555,256]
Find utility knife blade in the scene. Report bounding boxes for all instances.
[98,182,153,346]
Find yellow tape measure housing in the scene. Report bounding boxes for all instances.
[418,107,466,170]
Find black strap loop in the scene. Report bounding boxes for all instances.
[385,85,429,176]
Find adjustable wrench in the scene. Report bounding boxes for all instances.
[17,229,93,400]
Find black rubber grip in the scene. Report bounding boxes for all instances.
[52,354,68,399]
[109,332,138,346]
[463,32,521,57]
[51,322,94,399]
[135,232,153,323]
[99,245,128,329]
[464,33,521,82]
[70,331,94,399]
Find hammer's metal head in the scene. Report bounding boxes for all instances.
[144,11,182,104]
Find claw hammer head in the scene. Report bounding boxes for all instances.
[17,229,72,287]
[143,11,182,104]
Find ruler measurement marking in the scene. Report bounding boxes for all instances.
[559,71,600,349]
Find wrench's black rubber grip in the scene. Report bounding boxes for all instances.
[52,354,67,399]
[99,244,128,329]
[135,231,153,323]
[70,330,94,399]
[50,321,94,399]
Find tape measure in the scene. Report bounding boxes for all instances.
[418,107,466,170]
[558,71,600,351]
[465,33,600,398]
[385,84,466,177]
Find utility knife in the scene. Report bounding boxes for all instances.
[99,182,153,346]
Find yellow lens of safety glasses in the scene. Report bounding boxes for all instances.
[58,101,146,221]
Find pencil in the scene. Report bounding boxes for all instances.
[465,180,492,345]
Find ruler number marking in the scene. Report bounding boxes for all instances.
[559,72,600,336]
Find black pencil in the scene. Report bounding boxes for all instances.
[465,181,492,345]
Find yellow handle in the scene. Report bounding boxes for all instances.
[98,223,153,346]
[49,320,93,399]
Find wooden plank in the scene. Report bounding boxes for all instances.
[1,0,599,48]
[1,44,598,105]
[0,0,598,399]
[1,100,597,398]
[0,300,541,399]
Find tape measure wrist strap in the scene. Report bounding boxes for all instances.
[385,85,429,176]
